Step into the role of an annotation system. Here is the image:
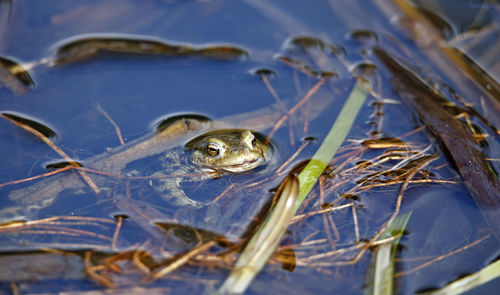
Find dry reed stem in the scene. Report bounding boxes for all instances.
[133,250,151,274]
[0,165,72,188]
[356,179,457,192]
[261,74,288,114]
[349,156,437,264]
[112,216,124,250]
[275,139,311,174]
[23,224,113,241]
[149,241,216,281]
[0,216,115,231]
[291,203,353,224]
[10,282,19,295]
[266,78,326,141]
[210,183,236,204]
[294,155,435,267]
[85,251,115,288]
[261,74,296,144]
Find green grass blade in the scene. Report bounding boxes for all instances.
[419,258,500,295]
[218,81,369,294]
[368,212,412,295]
[296,81,369,209]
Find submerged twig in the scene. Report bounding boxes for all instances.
[0,165,72,188]
[112,216,124,250]
[416,236,496,295]
[85,251,115,288]
[260,73,296,145]
[396,234,490,278]
[97,103,125,145]
[149,241,216,281]
[274,139,311,174]
[267,78,326,141]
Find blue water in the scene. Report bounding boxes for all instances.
[0,0,499,294]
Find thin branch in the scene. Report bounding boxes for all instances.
[97,103,125,145]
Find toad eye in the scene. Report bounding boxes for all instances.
[207,143,221,157]
[251,137,256,147]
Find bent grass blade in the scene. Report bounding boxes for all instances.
[366,212,412,295]
[219,81,369,294]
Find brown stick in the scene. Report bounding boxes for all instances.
[149,241,215,281]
